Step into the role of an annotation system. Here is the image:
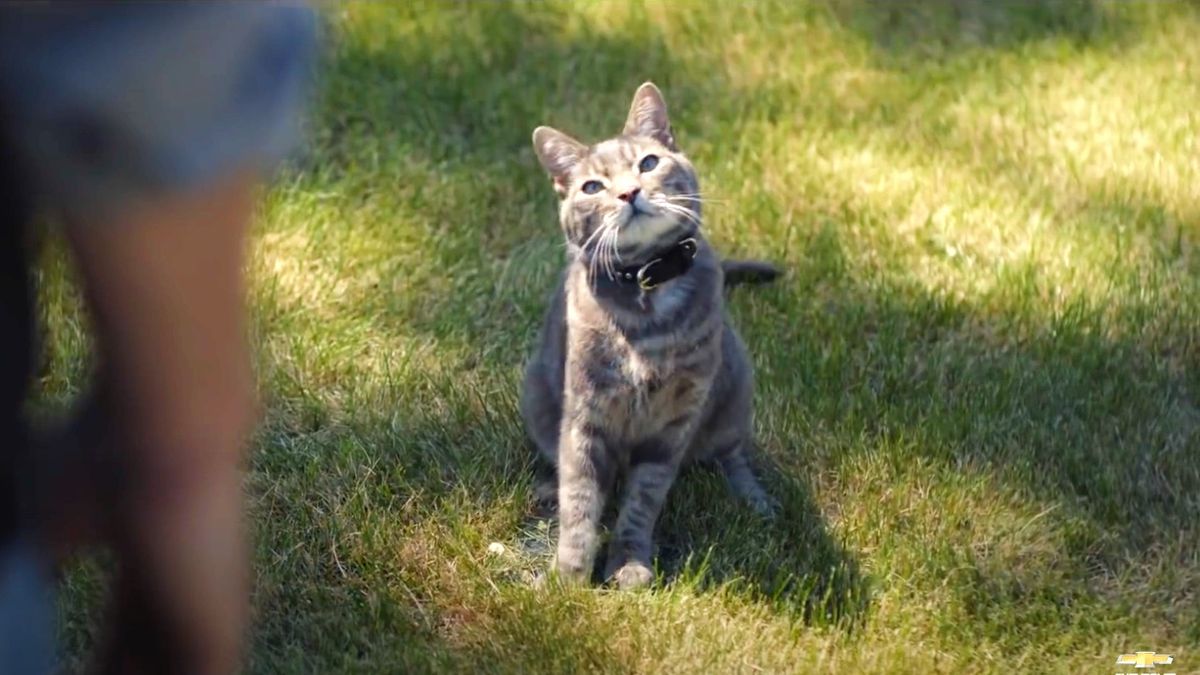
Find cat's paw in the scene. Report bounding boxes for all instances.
[749,494,781,519]
[532,481,558,518]
[534,478,558,509]
[611,562,654,590]
[552,556,591,586]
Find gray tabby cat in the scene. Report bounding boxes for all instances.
[521,82,779,589]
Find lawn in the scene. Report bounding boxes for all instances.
[36,1,1199,673]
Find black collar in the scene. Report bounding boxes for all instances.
[614,237,699,291]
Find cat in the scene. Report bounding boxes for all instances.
[521,82,779,589]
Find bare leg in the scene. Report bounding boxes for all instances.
[63,171,258,675]
[0,151,34,544]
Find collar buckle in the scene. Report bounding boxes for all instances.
[626,236,701,291]
[636,259,664,290]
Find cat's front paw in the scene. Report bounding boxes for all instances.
[610,562,654,590]
[552,556,591,586]
[749,494,781,519]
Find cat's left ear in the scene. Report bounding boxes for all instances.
[623,82,676,150]
[533,126,587,198]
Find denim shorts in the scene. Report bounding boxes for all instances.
[0,2,319,215]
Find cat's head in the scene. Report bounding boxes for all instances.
[532,82,700,274]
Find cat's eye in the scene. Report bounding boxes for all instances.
[638,154,660,173]
[581,180,604,194]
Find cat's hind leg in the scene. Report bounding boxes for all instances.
[521,365,562,510]
[690,389,778,517]
[709,436,778,517]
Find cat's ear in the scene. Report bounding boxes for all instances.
[532,126,586,197]
[623,82,676,150]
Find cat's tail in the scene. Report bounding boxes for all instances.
[721,259,782,288]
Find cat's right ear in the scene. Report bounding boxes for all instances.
[532,126,586,198]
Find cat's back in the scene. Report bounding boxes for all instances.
[530,269,569,381]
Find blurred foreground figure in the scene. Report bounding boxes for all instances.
[0,4,317,673]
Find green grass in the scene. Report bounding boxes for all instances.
[35,1,1200,672]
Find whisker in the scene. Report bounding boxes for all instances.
[665,194,725,205]
[585,212,622,283]
[651,197,702,226]
[580,219,607,253]
[603,227,619,280]
[587,223,608,283]
[582,212,621,282]
[610,228,622,278]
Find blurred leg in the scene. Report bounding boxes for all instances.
[0,115,59,675]
[0,136,33,545]
[63,170,258,675]
[0,5,316,672]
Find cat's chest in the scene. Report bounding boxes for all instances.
[572,332,710,441]
[604,321,716,392]
[619,346,663,386]
[609,343,699,415]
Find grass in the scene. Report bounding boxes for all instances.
[32,1,1200,672]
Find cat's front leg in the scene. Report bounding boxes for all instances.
[553,419,615,585]
[603,435,687,590]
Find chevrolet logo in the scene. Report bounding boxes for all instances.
[1116,651,1174,668]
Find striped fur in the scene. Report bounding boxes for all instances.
[522,83,777,589]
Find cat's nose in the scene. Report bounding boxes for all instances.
[617,187,641,203]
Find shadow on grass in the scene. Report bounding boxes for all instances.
[830,0,1132,64]
[738,213,1197,641]
[656,461,870,628]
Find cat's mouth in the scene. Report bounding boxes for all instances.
[620,208,670,232]
[625,194,657,219]
[624,205,656,223]
[622,202,696,231]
